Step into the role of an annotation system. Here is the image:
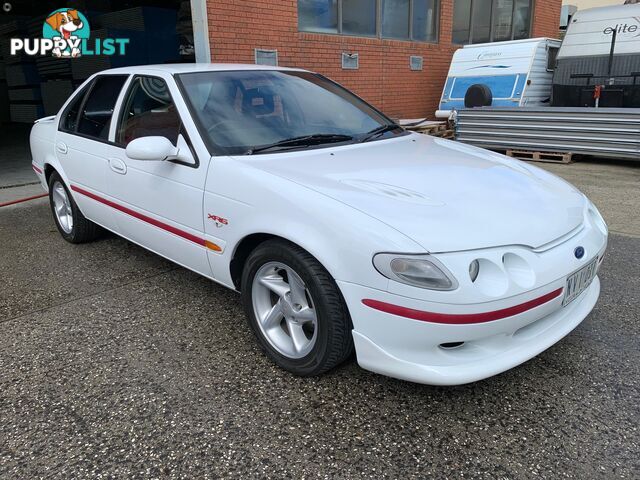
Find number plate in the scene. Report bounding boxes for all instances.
[562,258,598,306]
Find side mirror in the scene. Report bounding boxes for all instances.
[125,136,179,161]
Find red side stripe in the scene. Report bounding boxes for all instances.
[362,288,564,325]
[71,185,206,247]
[32,164,43,174]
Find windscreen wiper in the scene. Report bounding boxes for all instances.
[360,124,402,143]
[248,134,353,154]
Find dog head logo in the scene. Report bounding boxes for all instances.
[42,8,90,58]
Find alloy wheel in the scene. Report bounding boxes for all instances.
[251,261,318,359]
[52,181,73,234]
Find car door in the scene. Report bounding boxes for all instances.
[56,74,129,231]
[102,73,212,278]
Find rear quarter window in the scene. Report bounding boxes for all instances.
[60,84,91,133]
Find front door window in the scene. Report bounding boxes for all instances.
[116,76,182,147]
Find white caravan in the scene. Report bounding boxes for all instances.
[437,38,561,118]
[552,3,640,107]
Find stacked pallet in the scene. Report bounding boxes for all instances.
[41,80,74,116]
[0,79,8,123]
[5,55,43,123]
[94,7,180,65]
[70,28,114,81]
[8,88,41,102]
[399,119,455,139]
[36,57,74,77]
[6,66,43,123]
[0,16,30,122]
[506,150,573,164]
[177,1,195,60]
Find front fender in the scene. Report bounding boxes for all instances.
[204,157,424,289]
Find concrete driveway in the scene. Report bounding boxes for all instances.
[0,160,638,479]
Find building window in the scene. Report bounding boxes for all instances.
[512,0,532,39]
[298,0,439,43]
[492,0,514,41]
[343,0,377,36]
[452,0,472,44]
[382,0,410,39]
[298,0,338,33]
[413,0,439,41]
[452,0,532,44]
[471,0,492,43]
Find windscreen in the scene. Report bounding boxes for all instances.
[177,70,394,155]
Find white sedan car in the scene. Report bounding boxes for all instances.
[30,64,607,385]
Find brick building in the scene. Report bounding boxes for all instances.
[204,0,562,119]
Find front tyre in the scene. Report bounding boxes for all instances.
[241,239,354,376]
[48,172,101,243]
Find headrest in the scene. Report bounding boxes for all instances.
[243,87,275,116]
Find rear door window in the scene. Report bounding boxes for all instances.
[77,75,128,141]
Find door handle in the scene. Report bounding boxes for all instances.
[109,158,127,175]
[56,142,68,154]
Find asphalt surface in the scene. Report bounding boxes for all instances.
[1,199,639,479]
[540,159,640,239]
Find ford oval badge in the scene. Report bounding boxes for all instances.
[574,246,585,259]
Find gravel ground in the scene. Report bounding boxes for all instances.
[1,195,639,479]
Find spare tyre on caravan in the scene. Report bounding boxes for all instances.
[552,3,640,108]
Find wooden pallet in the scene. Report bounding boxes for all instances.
[406,123,447,135]
[506,149,573,164]
[439,129,455,139]
[399,119,455,138]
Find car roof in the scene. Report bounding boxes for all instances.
[102,63,309,75]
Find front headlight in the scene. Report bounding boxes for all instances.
[373,253,458,290]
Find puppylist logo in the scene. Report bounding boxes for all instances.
[10,8,129,58]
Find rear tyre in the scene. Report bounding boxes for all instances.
[241,239,354,376]
[48,171,101,243]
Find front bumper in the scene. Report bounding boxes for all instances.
[339,202,607,385]
[339,277,600,385]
